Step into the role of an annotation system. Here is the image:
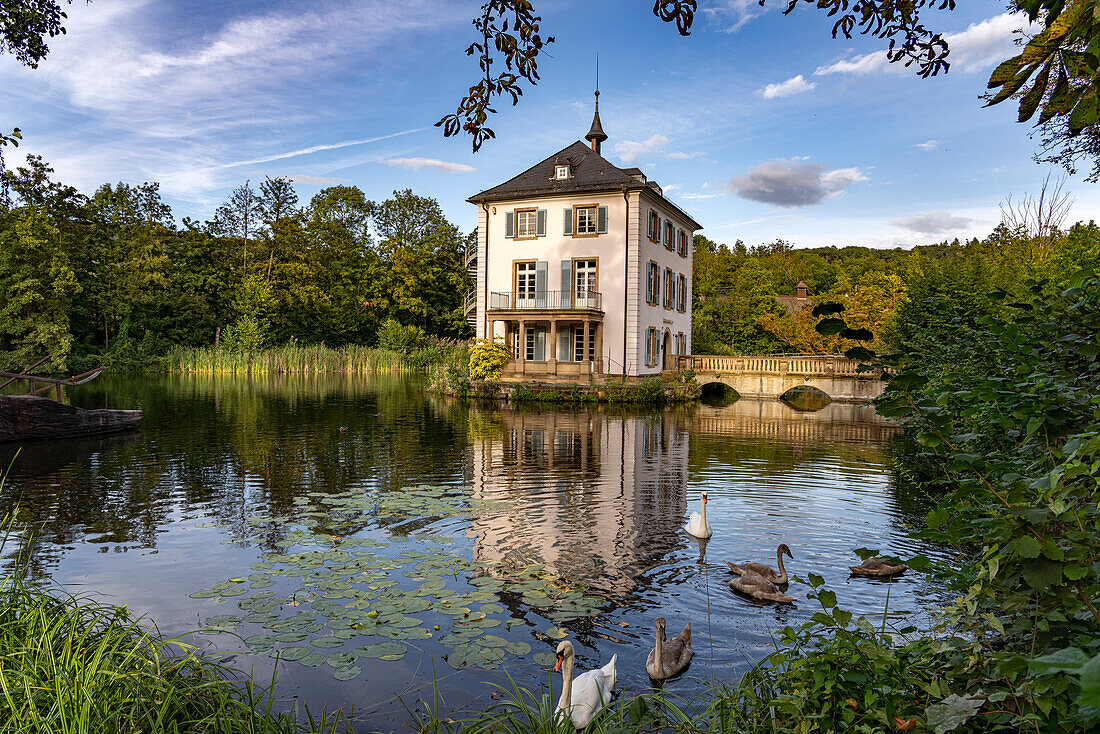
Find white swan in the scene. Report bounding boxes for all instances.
[554,640,617,729]
[684,492,712,538]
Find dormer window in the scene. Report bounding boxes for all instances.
[555,165,571,180]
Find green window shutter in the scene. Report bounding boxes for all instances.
[559,327,572,361]
[647,210,654,238]
[563,208,573,236]
[645,263,653,304]
[596,205,607,234]
[560,260,572,308]
[535,261,548,308]
[536,209,546,237]
[505,211,514,238]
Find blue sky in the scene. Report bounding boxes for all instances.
[1,0,1092,248]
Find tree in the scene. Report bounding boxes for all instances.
[212,181,261,272]
[257,176,299,282]
[1,0,74,67]
[0,206,78,371]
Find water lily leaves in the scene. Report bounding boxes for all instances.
[277,646,310,662]
[359,642,406,659]
[333,665,361,681]
[533,652,556,667]
[190,482,616,675]
[546,626,567,639]
[327,651,358,668]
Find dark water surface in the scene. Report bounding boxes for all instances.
[0,374,942,731]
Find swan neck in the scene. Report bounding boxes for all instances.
[654,628,664,669]
[558,656,574,711]
[700,499,707,525]
[776,549,787,581]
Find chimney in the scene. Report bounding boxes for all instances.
[795,281,808,298]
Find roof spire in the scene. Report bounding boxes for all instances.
[586,53,607,154]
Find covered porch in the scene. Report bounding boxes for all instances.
[489,314,607,384]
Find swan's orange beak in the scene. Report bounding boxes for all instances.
[553,653,563,671]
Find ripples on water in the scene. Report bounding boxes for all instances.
[0,374,945,729]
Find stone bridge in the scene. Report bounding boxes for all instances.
[676,354,887,403]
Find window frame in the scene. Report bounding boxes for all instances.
[678,229,687,257]
[573,257,599,301]
[573,204,599,238]
[512,259,538,306]
[648,210,660,243]
[555,165,570,180]
[514,207,538,241]
[664,220,674,251]
[646,260,660,306]
[677,273,686,312]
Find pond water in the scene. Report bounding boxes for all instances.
[0,374,943,730]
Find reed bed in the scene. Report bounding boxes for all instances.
[168,343,468,376]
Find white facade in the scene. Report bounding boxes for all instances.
[469,145,698,379]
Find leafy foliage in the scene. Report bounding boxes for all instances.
[468,338,512,381]
[0,154,472,373]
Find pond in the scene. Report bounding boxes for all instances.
[0,374,943,730]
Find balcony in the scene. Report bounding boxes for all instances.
[488,291,603,312]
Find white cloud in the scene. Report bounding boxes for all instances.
[289,174,344,185]
[0,0,462,202]
[915,139,940,151]
[891,211,976,235]
[614,134,670,164]
[728,159,868,208]
[759,75,815,99]
[665,151,703,160]
[815,12,1035,76]
[680,193,720,200]
[223,130,422,169]
[383,157,475,173]
[701,0,771,32]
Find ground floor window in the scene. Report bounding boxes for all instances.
[572,327,595,362]
[645,327,658,367]
[524,326,546,361]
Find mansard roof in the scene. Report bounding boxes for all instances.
[468,141,701,229]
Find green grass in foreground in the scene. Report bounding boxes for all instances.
[0,482,343,734]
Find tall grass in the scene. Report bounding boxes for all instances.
[167,342,468,376]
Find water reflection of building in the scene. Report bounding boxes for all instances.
[468,409,689,596]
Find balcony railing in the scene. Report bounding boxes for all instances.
[488,290,603,311]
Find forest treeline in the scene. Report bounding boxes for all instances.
[692,219,1100,357]
[3,153,1100,374]
[0,156,471,373]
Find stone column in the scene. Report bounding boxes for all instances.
[518,320,527,375]
[582,320,591,376]
[595,321,604,375]
[548,318,558,377]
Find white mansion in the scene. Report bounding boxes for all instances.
[467,93,700,381]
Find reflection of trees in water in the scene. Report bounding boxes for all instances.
[0,374,472,576]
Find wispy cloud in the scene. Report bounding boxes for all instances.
[701,0,771,32]
[383,157,476,173]
[289,174,344,185]
[915,139,940,151]
[759,75,815,99]
[815,12,1034,76]
[614,134,670,164]
[728,159,867,208]
[224,130,423,169]
[665,151,703,160]
[892,211,976,234]
[680,192,720,200]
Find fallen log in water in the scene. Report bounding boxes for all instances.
[0,395,142,442]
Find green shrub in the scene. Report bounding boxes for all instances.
[469,339,512,381]
[376,318,426,353]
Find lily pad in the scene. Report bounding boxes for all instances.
[333,665,361,681]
